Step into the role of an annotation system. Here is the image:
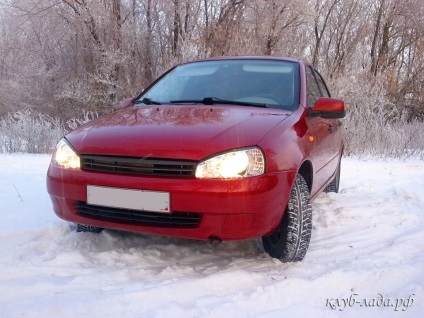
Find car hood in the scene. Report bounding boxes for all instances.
[66,105,290,160]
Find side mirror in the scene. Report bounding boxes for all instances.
[310,97,345,119]
[118,97,135,109]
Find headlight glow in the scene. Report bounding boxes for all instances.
[53,138,80,169]
[195,147,265,179]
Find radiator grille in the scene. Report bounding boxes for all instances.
[80,155,197,177]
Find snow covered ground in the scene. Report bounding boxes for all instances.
[0,154,423,318]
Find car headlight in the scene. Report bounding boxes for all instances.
[195,147,265,179]
[53,138,80,169]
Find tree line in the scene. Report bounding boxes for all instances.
[0,0,423,122]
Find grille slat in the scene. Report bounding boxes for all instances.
[74,202,201,228]
[81,155,197,177]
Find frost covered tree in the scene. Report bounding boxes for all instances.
[0,0,423,154]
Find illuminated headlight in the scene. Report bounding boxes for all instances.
[53,138,80,169]
[195,147,265,179]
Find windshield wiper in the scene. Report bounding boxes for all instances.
[170,97,267,108]
[134,98,162,105]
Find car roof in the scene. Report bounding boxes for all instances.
[180,56,311,67]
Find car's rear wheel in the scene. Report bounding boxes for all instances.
[324,160,341,193]
[262,174,312,262]
[76,224,104,233]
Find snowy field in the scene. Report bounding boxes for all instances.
[0,154,423,318]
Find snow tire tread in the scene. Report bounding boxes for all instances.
[76,224,104,233]
[262,174,312,262]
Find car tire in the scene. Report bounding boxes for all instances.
[76,224,104,233]
[324,160,341,193]
[262,174,312,262]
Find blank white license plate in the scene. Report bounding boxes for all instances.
[87,185,170,213]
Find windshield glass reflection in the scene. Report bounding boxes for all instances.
[141,60,300,111]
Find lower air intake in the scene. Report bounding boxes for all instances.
[74,201,201,229]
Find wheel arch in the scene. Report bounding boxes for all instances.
[297,160,313,193]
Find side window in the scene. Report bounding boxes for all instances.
[314,69,331,97]
[306,67,321,107]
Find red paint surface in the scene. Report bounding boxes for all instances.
[46,57,344,240]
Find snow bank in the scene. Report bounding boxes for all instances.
[0,154,423,317]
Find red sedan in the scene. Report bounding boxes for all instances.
[46,57,345,262]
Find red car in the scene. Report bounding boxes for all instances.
[47,57,345,262]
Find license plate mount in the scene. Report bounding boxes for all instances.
[87,185,170,213]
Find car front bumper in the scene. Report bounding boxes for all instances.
[46,162,296,240]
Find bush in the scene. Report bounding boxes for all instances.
[330,75,424,159]
[0,103,422,158]
[343,109,424,158]
[0,110,101,154]
[0,111,65,153]
[66,110,99,130]
[0,110,100,154]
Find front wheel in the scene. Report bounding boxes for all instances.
[262,174,312,262]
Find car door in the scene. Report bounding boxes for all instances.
[305,66,342,194]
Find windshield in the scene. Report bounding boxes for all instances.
[139,59,300,111]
